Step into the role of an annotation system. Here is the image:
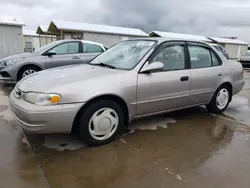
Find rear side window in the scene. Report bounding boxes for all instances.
[211,52,220,66]
[83,43,104,53]
[188,45,221,68]
[188,46,212,68]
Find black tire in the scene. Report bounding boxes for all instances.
[206,85,231,114]
[17,65,40,81]
[77,100,125,146]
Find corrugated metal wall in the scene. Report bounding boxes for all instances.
[83,32,139,47]
[0,25,23,59]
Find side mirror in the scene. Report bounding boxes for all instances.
[44,50,56,56]
[140,62,164,73]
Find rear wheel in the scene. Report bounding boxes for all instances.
[17,66,40,81]
[77,100,125,146]
[206,85,231,114]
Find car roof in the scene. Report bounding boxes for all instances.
[128,37,211,45]
[56,39,104,46]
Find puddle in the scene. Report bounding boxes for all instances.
[43,135,86,151]
[132,117,176,131]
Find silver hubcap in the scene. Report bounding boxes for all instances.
[22,69,36,78]
[89,108,119,141]
[216,88,229,110]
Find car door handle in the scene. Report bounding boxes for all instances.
[72,56,80,60]
[180,76,189,82]
[217,73,223,76]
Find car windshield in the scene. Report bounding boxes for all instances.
[34,41,62,54]
[89,40,157,70]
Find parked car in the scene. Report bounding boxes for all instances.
[211,44,229,59]
[9,38,245,146]
[238,52,250,68]
[0,39,106,84]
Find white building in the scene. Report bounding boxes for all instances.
[47,20,149,47]
[208,37,248,59]
[23,29,56,52]
[0,15,25,59]
[149,31,212,42]
[36,25,56,47]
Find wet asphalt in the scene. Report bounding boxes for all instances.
[0,71,249,188]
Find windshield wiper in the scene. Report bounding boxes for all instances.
[93,62,116,69]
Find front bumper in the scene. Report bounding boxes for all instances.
[0,77,16,85]
[9,91,84,134]
[0,65,18,84]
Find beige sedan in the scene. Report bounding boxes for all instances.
[9,38,245,146]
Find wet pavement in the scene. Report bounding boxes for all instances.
[0,71,249,188]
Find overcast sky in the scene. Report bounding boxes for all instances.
[1,0,250,41]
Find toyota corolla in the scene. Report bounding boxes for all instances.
[9,38,245,146]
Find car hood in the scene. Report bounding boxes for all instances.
[0,52,39,62]
[18,64,124,92]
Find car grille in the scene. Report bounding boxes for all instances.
[0,72,10,78]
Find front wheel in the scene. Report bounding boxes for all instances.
[17,66,40,81]
[206,85,231,114]
[77,100,125,146]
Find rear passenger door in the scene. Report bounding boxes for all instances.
[81,43,104,63]
[188,43,224,104]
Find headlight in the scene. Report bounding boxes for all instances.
[23,92,61,105]
[1,60,17,66]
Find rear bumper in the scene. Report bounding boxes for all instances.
[233,80,245,95]
[9,91,84,134]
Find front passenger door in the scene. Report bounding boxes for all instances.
[136,42,191,116]
[46,41,82,68]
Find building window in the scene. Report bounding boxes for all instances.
[24,42,33,52]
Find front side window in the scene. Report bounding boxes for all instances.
[83,43,104,53]
[90,40,156,70]
[52,42,79,55]
[35,40,62,54]
[188,46,212,68]
[151,45,185,71]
